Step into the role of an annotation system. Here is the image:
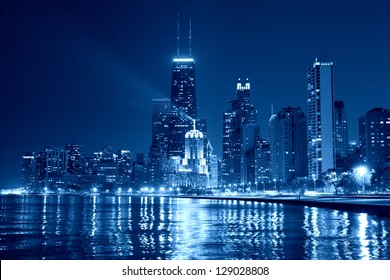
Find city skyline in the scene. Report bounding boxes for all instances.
[1,0,390,187]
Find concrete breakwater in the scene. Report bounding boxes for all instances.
[182,195,390,215]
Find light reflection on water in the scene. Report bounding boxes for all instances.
[0,194,389,260]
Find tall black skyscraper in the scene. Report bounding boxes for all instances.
[169,57,197,157]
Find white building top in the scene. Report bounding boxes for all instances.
[185,129,204,139]
[237,78,250,90]
[173,58,194,63]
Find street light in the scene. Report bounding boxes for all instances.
[355,166,368,194]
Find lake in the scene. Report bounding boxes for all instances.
[0,194,389,259]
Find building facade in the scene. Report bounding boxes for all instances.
[269,113,279,181]
[222,79,259,188]
[65,143,84,175]
[171,123,209,193]
[307,59,335,180]
[152,99,171,159]
[255,137,270,189]
[169,58,197,158]
[359,107,390,168]
[334,100,349,159]
[269,107,307,183]
[22,153,36,191]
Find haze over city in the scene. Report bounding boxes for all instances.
[1,0,390,188]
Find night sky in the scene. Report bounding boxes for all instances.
[1,0,389,188]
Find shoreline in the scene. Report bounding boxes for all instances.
[181,194,390,216]
[2,192,390,216]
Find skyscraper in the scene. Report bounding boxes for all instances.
[359,107,390,168]
[180,122,208,175]
[175,122,209,192]
[307,59,335,180]
[269,112,278,181]
[334,100,349,158]
[95,146,117,189]
[22,153,36,190]
[65,143,84,175]
[169,57,197,158]
[255,136,270,188]
[152,21,214,188]
[116,149,132,188]
[206,140,219,189]
[152,98,171,159]
[132,153,148,188]
[33,146,68,189]
[222,79,259,187]
[221,100,238,186]
[269,107,307,183]
[148,140,161,186]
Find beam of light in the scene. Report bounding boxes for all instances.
[171,105,195,123]
[78,39,169,104]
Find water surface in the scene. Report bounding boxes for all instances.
[0,194,389,259]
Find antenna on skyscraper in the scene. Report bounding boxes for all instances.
[271,102,274,115]
[177,14,180,57]
[189,19,192,57]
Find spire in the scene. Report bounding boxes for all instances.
[271,102,274,115]
[189,19,192,57]
[207,140,213,153]
[177,14,180,57]
[193,119,196,131]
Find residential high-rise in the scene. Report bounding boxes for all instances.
[116,149,132,188]
[269,107,307,183]
[255,137,270,188]
[222,79,259,188]
[206,140,219,189]
[307,59,335,180]
[95,146,117,189]
[65,143,84,175]
[148,140,161,186]
[334,101,348,158]
[359,107,390,167]
[22,153,36,191]
[152,99,171,159]
[33,146,68,189]
[116,149,132,177]
[269,112,278,181]
[45,147,68,178]
[221,100,240,186]
[242,123,259,185]
[169,57,197,158]
[132,153,148,188]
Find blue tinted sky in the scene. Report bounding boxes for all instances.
[1,0,389,187]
